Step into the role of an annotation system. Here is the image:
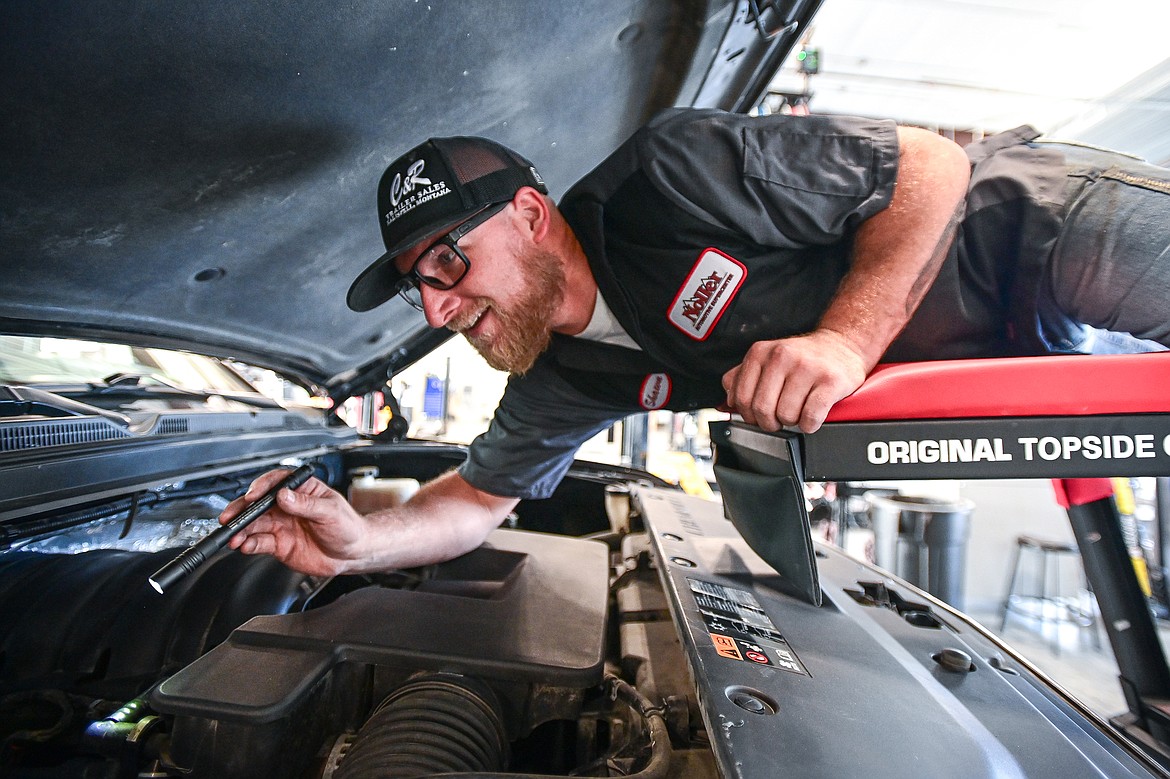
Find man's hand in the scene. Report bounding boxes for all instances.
[223,469,370,577]
[221,468,518,576]
[721,328,868,434]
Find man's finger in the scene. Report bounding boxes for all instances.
[721,364,740,394]
[275,485,337,522]
[799,401,831,434]
[800,382,857,434]
[241,469,296,501]
[749,366,789,431]
[728,361,764,424]
[238,532,276,556]
[232,511,282,541]
[773,372,817,428]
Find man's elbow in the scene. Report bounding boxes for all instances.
[896,125,970,196]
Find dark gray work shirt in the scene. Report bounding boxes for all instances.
[459,109,1114,498]
[460,108,904,498]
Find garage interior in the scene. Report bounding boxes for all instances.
[765,0,1170,722]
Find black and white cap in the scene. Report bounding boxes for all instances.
[347,136,548,312]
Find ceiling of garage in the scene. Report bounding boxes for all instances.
[768,0,1170,139]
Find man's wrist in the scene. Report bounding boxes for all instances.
[815,325,883,372]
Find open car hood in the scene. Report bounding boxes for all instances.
[1,0,820,397]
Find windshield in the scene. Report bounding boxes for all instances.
[0,335,257,393]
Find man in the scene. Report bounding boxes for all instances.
[222,108,1170,575]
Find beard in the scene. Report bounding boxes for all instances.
[452,245,565,375]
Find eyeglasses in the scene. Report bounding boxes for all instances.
[395,202,509,310]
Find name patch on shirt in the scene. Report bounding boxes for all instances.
[667,248,746,341]
[640,373,672,410]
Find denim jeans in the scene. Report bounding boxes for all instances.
[1036,141,1170,355]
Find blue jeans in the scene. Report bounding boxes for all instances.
[1036,142,1170,355]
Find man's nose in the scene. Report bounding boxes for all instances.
[421,285,460,329]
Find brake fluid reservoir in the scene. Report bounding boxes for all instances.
[347,466,420,514]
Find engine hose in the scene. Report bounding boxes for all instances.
[414,675,672,779]
[332,674,509,779]
[81,696,166,779]
[0,689,73,760]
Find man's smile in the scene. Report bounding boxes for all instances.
[452,303,491,336]
[465,309,489,337]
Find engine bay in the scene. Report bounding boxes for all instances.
[2,443,1167,777]
[0,447,713,778]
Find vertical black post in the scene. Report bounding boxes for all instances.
[1156,477,1170,613]
[1063,481,1170,731]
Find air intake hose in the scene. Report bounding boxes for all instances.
[333,674,508,779]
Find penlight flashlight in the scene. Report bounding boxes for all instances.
[148,464,314,594]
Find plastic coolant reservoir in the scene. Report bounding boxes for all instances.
[347,467,420,514]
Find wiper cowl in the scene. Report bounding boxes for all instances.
[84,373,285,410]
[1,385,132,426]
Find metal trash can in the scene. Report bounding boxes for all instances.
[866,493,975,609]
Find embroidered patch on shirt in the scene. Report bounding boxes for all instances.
[667,248,746,341]
[640,373,672,410]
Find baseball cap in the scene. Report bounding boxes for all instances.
[347,136,548,312]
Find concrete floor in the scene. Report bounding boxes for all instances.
[970,605,1170,717]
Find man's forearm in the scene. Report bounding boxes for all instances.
[818,126,970,369]
[355,470,519,572]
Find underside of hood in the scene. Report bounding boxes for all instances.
[1,0,820,397]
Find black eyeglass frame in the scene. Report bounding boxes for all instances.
[395,201,509,310]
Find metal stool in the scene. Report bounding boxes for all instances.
[1000,535,1101,654]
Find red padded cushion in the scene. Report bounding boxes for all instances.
[826,352,1170,422]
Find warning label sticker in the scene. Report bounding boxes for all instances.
[689,578,808,676]
[710,632,744,660]
[708,633,774,665]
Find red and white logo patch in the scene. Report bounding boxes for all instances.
[639,373,672,410]
[667,248,746,341]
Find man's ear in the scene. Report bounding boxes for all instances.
[510,186,551,243]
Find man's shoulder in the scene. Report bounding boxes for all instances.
[563,108,740,199]
[638,107,897,148]
[635,106,747,149]
[629,108,899,184]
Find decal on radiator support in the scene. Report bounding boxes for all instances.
[689,579,808,676]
